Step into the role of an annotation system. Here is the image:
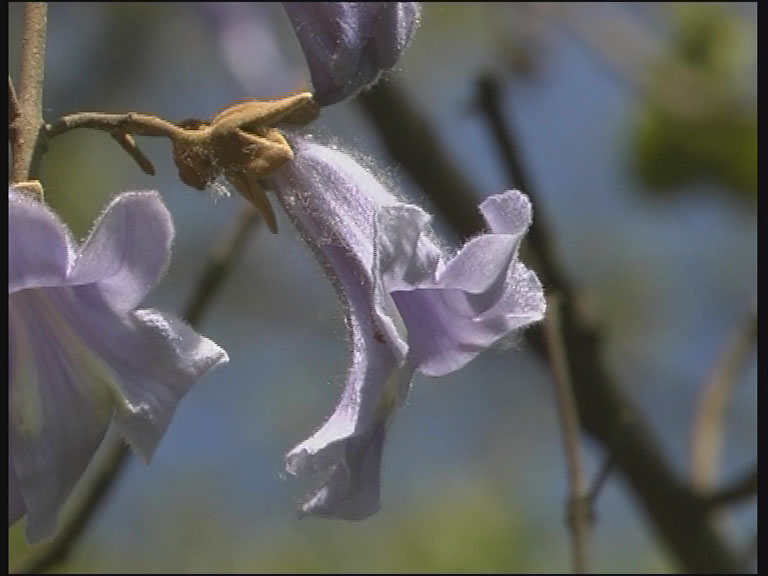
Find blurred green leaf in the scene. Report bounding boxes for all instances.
[630,4,756,202]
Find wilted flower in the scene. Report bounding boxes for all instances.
[8,189,228,542]
[272,139,545,518]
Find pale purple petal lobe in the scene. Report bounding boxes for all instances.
[71,191,173,314]
[292,422,387,519]
[376,190,545,377]
[113,310,229,462]
[8,188,73,293]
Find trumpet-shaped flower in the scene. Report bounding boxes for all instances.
[8,189,228,542]
[272,138,544,519]
[211,0,540,519]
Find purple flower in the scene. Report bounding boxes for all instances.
[8,189,228,542]
[284,2,421,106]
[209,0,541,520]
[209,2,421,107]
[272,138,544,519]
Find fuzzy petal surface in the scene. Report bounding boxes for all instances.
[8,190,228,542]
[8,188,73,293]
[376,191,546,376]
[273,139,544,520]
[284,2,421,106]
[274,138,410,518]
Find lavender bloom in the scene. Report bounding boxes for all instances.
[273,138,410,518]
[272,138,544,519]
[8,189,228,542]
[284,2,421,106]
[210,0,541,520]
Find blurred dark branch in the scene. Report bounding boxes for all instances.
[12,434,131,575]
[702,466,757,510]
[182,204,261,326]
[586,450,616,514]
[13,204,261,575]
[358,83,484,241]
[358,78,744,573]
[543,294,590,573]
[472,75,568,291]
[691,313,757,490]
[10,2,47,182]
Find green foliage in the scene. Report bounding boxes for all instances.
[633,105,757,200]
[257,486,535,573]
[9,480,536,573]
[41,132,137,238]
[630,5,756,202]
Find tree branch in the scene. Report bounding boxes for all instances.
[691,314,757,490]
[702,466,758,510]
[543,293,590,573]
[108,132,156,175]
[586,450,616,513]
[182,204,261,325]
[10,2,48,182]
[46,111,198,141]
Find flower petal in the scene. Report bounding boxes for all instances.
[479,188,535,235]
[289,420,389,519]
[112,309,229,462]
[274,136,407,357]
[272,140,544,519]
[284,2,421,106]
[8,188,73,294]
[284,323,410,519]
[70,191,173,314]
[376,190,545,377]
[274,137,410,518]
[8,192,228,542]
[9,289,116,541]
